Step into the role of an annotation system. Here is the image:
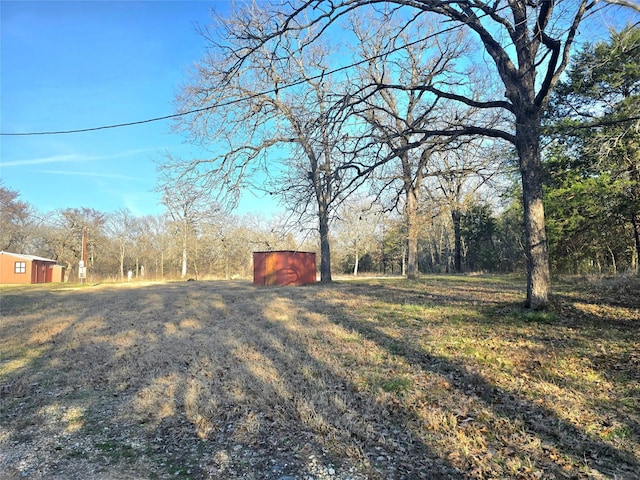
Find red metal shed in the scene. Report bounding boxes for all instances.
[253,251,316,286]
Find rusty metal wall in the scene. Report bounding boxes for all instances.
[253,251,316,286]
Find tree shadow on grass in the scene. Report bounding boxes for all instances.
[311,279,639,478]
[469,284,639,448]
[206,284,463,478]
[553,275,640,311]
[0,281,463,479]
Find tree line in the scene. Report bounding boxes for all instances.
[0,187,296,282]
[1,177,521,281]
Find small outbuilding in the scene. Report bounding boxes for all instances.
[253,250,316,286]
[0,251,64,284]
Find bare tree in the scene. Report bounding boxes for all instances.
[334,197,383,276]
[228,0,637,307]
[428,142,504,272]
[0,181,34,252]
[347,11,480,279]
[137,213,172,280]
[156,169,219,279]
[171,7,359,282]
[38,208,106,281]
[105,208,134,280]
[129,214,161,280]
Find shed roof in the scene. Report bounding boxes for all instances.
[0,251,58,263]
[253,250,316,255]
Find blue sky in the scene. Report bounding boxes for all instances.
[1,1,634,220]
[0,0,281,217]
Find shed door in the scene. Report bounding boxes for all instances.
[31,262,46,283]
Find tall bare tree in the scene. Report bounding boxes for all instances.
[38,208,106,281]
[156,169,218,279]
[334,197,383,275]
[105,208,134,280]
[137,213,172,280]
[428,142,504,272]
[347,11,478,279]
[171,7,358,282]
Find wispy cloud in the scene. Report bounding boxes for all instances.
[37,170,144,181]
[0,154,93,167]
[0,148,161,168]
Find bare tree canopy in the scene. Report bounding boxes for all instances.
[157,167,221,279]
[169,8,367,282]
[0,181,33,252]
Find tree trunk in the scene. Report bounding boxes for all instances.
[119,246,125,280]
[194,237,199,280]
[181,233,188,279]
[631,212,640,274]
[406,187,419,280]
[607,245,617,275]
[319,203,332,282]
[452,209,462,273]
[516,110,551,309]
[401,245,407,276]
[430,238,437,272]
[353,238,359,276]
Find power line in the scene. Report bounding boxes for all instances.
[1,109,209,136]
[2,32,454,136]
[0,4,504,137]
[6,2,621,138]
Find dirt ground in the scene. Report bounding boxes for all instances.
[1,277,638,479]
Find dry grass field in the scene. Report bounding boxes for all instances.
[0,275,638,479]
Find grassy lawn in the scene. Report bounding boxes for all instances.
[0,275,638,479]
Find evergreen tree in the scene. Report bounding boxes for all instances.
[547,25,640,273]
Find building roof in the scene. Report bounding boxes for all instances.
[0,251,58,263]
